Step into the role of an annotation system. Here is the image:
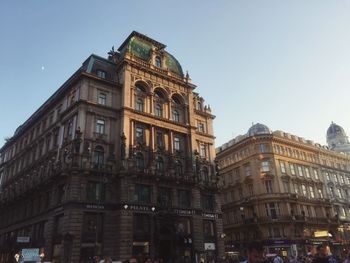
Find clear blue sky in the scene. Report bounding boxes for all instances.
[1,1,350,148]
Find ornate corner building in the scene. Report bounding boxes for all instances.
[216,123,350,257]
[0,32,224,263]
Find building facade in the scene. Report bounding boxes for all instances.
[216,123,350,257]
[0,31,224,263]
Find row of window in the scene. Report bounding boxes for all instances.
[134,184,215,211]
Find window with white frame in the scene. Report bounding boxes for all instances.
[337,188,343,198]
[280,162,286,174]
[318,188,323,198]
[172,109,180,122]
[261,160,270,172]
[174,136,181,151]
[290,163,296,175]
[297,166,303,177]
[309,186,315,198]
[265,180,273,193]
[98,92,107,105]
[244,164,251,176]
[302,184,307,197]
[136,98,144,112]
[265,202,280,219]
[96,119,105,134]
[200,144,206,157]
[305,167,310,178]
[97,70,106,79]
[198,122,205,133]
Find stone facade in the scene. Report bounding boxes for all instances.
[0,31,223,263]
[216,124,350,257]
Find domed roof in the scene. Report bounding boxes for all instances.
[327,122,347,138]
[247,123,272,137]
[118,31,183,77]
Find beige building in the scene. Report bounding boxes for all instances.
[0,31,223,263]
[216,123,350,257]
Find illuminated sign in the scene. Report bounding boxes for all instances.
[314,231,329,237]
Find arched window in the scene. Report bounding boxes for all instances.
[135,84,146,93]
[175,160,183,176]
[93,146,104,168]
[172,96,181,104]
[136,98,144,112]
[135,153,144,169]
[201,167,209,182]
[156,157,164,172]
[172,110,180,122]
[155,56,162,68]
[155,104,163,117]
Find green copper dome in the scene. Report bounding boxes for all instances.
[165,52,183,76]
[127,36,152,61]
[119,32,184,77]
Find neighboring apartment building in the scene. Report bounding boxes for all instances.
[216,123,350,257]
[0,31,223,263]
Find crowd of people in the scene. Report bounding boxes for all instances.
[227,243,350,263]
[89,244,350,263]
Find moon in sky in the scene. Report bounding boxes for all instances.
[41,66,45,70]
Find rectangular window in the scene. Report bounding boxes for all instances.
[156,131,164,148]
[198,122,205,133]
[265,180,273,193]
[200,144,206,157]
[318,189,323,198]
[305,167,310,178]
[178,190,191,208]
[283,181,289,193]
[244,164,251,176]
[314,169,319,180]
[290,164,296,175]
[261,161,270,172]
[259,144,267,153]
[201,194,214,211]
[133,213,150,238]
[87,181,105,202]
[157,187,172,207]
[329,187,334,198]
[97,70,106,79]
[134,184,151,203]
[265,203,279,219]
[297,166,303,177]
[309,186,315,198]
[174,136,180,151]
[203,220,215,237]
[326,172,330,181]
[337,188,343,198]
[98,92,107,105]
[280,162,286,174]
[302,184,307,197]
[96,119,105,134]
[135,127,144,143]
[340,175,345,184]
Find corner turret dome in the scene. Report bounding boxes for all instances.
[247,123,272,137]
[326,122,350,154]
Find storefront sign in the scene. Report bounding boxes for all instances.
[128,205,151,211]
[22,248,40,262]
[17,236,30,243]
[204,243,216,250]
[86,204,105,209]
[202,213,217,219]
[174,209,195,216]
[314,231,328,237]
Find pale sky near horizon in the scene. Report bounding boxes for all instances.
[0,1,349,148]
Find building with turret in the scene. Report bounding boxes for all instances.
[216,123,350,257]
[0,31,223,263]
